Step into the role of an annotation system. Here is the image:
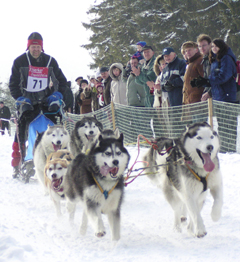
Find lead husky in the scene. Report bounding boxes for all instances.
[65,134,130,241]
[70,116,103,156]
[144,122,223,238]
[33,125,70,191]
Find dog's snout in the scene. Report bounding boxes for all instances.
[113,160,119,166]
[52,173,57,179]
[56,140,61,145]
[207,145,213,152]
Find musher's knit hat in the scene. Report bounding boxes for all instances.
[26,32,44,51]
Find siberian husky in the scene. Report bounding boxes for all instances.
[70,116,103,156]
[44,149,74,216]
[33,125,70,191]
[65,134,130,241]
[144,122,223,238]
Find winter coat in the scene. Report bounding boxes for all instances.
[80,88,92,114]
[125,72,146,107]
[160,56,186,106]
[109,63,127,105]
[135,55,156,107]
[103,76,112,106]
[209,48,237,102]
[9,51,67,105]
[74,88,83,114]
[182,52,204,105]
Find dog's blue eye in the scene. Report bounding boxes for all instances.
[105,152,111,156]
[58,167,62,170]
[116,151,121,156]
[197,136,202,140]
[210,135,214,139]
[49,168,52,171]
[52,134,55,136]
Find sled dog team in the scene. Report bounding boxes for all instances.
[33,117,223,240]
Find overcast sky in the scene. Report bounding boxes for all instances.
[0,0,101,85]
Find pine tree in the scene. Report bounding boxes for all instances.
[82,0,240,68]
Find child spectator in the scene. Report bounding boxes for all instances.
[109,63,127,105]
[133,41,146,64]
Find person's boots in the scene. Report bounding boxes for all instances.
[12,166,20,179]
[12,141,21,178]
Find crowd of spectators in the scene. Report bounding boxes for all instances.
[72,34,239,115]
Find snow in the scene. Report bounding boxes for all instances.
[1,134,240,262]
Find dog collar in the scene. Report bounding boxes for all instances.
[185,163,209,192]
[92,173,119,199]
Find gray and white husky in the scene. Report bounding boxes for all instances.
[70,116,103,156]
[144,122,223,238]
[65,133,130,241]
[33,125,70,191]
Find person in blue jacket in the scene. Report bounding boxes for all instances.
[209,38,237,103]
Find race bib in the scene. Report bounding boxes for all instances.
[26,65,49,92]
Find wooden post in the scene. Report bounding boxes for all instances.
[208,98,213,128]
[111,101,116,130]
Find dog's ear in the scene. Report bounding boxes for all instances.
[99,134,103,142]
[114,127,120,138]
[117,133,124,144]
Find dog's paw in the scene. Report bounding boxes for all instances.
[196,231,207,238]
[95,231,106,238]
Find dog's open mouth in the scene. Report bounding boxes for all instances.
[52,143,62,151]
[51,177,63,192]
[197,149,215,172]
[100,163,119,178]
[85,134,95,141]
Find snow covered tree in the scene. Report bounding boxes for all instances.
[82,0,240,69]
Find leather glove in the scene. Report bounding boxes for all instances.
[190,78,198,88]
[163,80,175,92]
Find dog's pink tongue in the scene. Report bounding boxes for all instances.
[53,144,61,151]
[201,153,215,172]
[100,165,111,176]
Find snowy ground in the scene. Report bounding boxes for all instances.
[0,134,240,262]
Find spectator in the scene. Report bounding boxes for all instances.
[74,77,84,114]
[9,32,68,177]
[160,47,186,106]
[209,39,237,102]
[132,45,157,107]
[133,41,146,64]
[109,63,127,105]
[95,71,103,83]
[100,66,112,106]
[182,41,204,104]
[65,81,74,113]
[0,101,11,135]
[79,79,92,114]
[124,56,146,107]
[196,34,213,101]
[92,82,105,111]
[153,55,169,107]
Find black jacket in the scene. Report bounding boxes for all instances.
[0,106,11,120]
[9,51,67,105]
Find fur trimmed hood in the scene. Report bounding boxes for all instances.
[153,55,164,76]
[109,63,124,81]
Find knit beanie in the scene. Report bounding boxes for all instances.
[26,32,44,51]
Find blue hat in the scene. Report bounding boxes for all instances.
[136,41,146,47]
[162,47,175,55]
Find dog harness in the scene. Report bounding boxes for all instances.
[92,173,119,199]
[185,162,210,192]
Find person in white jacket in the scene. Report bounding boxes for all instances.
[109,63,127,105]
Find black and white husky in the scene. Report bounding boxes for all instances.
[33,125,70,191]
[144,122,223,238]
[65,134,130,241]
[69,116,103,156]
